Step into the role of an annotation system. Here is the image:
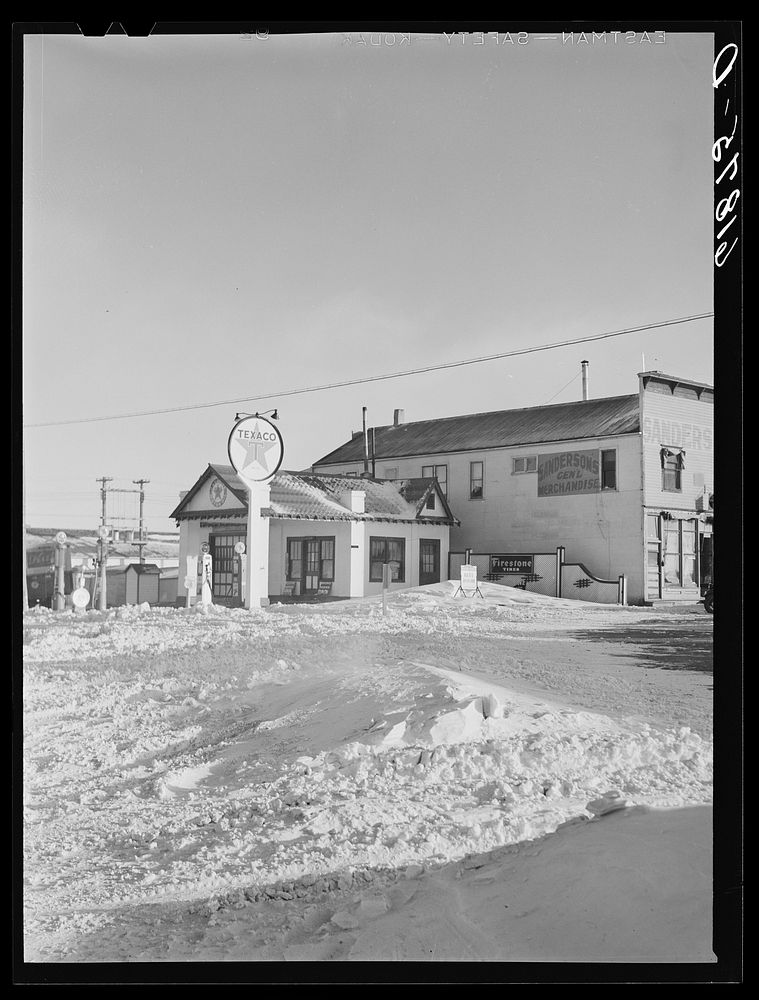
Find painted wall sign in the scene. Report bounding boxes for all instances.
[537,449,600,497]
[641,417,713,451]
[490,554,534,574]
[227,415,284,486]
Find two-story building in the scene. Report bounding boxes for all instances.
[312,372,714,605]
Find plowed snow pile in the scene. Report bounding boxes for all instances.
[22,583,714,963]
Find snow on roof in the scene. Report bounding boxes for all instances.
[172,466,459,525]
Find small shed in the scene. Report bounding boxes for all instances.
[105,563,161,606]
[158,567,179,606]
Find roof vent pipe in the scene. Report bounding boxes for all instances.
[581,360,590,401]
[393,408,405,426]
[362,406,369,474]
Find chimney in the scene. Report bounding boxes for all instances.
[393,408,405,426]
[342,489,366,513]
[362,406,369,474]
[581,360,590,401]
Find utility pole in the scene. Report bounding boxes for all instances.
[96,477,113,611]
[132,479,150,564]
[132,478,149,605]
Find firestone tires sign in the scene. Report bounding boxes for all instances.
[227,415,284,486]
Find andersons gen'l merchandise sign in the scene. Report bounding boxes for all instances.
[537,449,600,497]
[227,415,284,487]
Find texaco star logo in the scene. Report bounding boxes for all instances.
[209,478,228,508]
[227,415,284,485]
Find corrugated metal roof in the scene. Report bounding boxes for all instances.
[172,466,458,525]
[313,394,641,466]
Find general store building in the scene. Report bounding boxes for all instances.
[312,371,714,605]
[170,466,457,605]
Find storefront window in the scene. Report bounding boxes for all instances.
[286,538,302,581]
[681,522,697,586]
[369,537,405,582]
[320,538,335,581]
[663,521,681,585]
[660,518,700,588]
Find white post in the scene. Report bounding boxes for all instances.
[382,562,390,616]
[245,481,271,609]
[185,554,198,608]
[54,545,66,611]
[201,547,213,606]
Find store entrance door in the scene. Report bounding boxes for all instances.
[302,538,321,594]
[209,533,245,606]
[419,539,441,586]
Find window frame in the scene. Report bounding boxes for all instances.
[661,448,684,493]
[469,460,484,500]
[512,455,537,475]
[286,536,336,582]
[600,448,617,491]
[422,463,448,497]
[368,536,406,583]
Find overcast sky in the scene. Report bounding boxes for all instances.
[22,29,715,532]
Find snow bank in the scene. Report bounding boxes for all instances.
[22,589,713,964]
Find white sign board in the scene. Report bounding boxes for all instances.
[460,564,478,591]
[227,415,284,487]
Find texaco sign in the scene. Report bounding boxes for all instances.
[227,415,284,486]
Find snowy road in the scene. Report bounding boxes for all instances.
[21,583,714,963]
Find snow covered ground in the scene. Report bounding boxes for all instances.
[22,582,714,964]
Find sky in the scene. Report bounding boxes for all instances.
[21,28,716,533]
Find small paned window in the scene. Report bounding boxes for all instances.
[512,456,537,474]
[369,537,405,582]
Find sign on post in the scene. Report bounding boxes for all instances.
[454,562,483,599]
[227,414,285,610]
[71,588,90,611]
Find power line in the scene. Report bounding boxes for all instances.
[24,312,713,429]
[544,371,582,405]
